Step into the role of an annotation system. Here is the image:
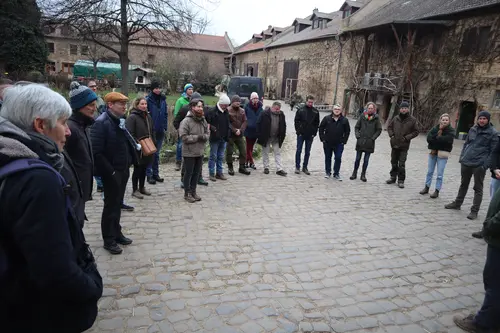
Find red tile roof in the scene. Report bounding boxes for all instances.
[234,40,265,54]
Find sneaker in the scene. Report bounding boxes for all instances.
[467,211,478,220]
[333,175,342,181]
[115,235,133,245]
[295,168,300,174]
[184,193,196,203]
[209,174,217,182]
[264,168,270,174]
[276,170,287,177]
[132,190,144,199]
[453,314,484,333]
[153,175,164,183]
[104,242,122,255]
[147,176,156,185]
[398,182,405,189]
[324,174,331,179]
[249,163,257,170]
[445,201,461,210]
[216,173,227,180]
[302,168,310,175]
[140,188,151,196]
[121,203,135,211]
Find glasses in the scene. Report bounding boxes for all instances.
[88,85,97,88]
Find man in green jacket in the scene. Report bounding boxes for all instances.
[454,188,500,332]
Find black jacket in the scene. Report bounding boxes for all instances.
[90,109,133,177]
[294,105,320,138]
[256,109,287,148]
[0,118,102,333]
[205,105,231,142]
[426,125,455,152]
[319,115,351,146]
[489,138,500,179]
[60,151,86,225]
[65,111,94,202]
[126,109,156,166]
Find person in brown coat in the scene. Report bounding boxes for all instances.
[179,99,209,203]
[386,101,419,188]
[126,97,155,199]
[226,95,250,175]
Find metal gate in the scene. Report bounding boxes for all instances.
[281,60,299,98]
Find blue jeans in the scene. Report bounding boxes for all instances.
[323,142,344,176]
[176,137,182,162]
[209,140,226,175]
[491,178,500,198]
[474,244,500,330]
[425,154,448,191]
[295,135,314,170]
[354,151,371,171]
[147,131,165,177]
[95,176,103,188]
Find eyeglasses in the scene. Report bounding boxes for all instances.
[88,85,97,88]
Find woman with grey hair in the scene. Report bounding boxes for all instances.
[0,84,103,332]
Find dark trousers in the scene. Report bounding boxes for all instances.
[455,164,486,212]
[296,135,314,169]
[354,151,371,172]
[101,169,129,245]
[246,138,257,164]
[474,245,500,329]
[324,143,344,176]
[132,164,146,191]
[226,136,246,166]
[181,158,204,181]
[146,131,164,178]
[183,156,203,194]
[390,148,409,182]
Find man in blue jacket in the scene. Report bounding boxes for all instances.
[146,81,168,185]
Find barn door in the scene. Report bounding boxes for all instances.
[281,60,299,98]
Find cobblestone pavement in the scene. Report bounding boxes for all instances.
[84,101,489,332]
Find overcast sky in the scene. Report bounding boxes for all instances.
[200,0,347,46]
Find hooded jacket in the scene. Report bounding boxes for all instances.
[0,117,102,332]
[146,92,168,133]
[244,101,263,139]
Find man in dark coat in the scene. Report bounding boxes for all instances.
[446,110,498,221]
[294,94,320,175]
[146,81,168,184]
[319,104,351,180]
[256,101,287,176]
[244,92,263,169]
[206,94,231,181]
[90,92,134,255]
[66,81,97,203]
[0,84,102,332]
[386,101,419,188]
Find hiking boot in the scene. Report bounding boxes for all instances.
[386,178,396,184]
[147,176,156,185]
[239,165,251,175]
[104,242,122,255]
[302,168,310,175]
[264,168,270,174]
[97,185,104,192]
[430,189,439,198]
[249,163,257,170]
[121,203,134,211]
[295,168,300,174]
[116,235,133,246]
[333,174,342,181]
[140,187,151,196]
[175,160,182,171]
[228,165,235,176]
[453,314,484,333]
[472,230,484,239]
[467,211,478,220]
[360,172,367,182]
[420,186,430,195]
[445,201,461,210]
[276,170,287,176]
[184,193,196,203]
[153,175,164,183]
[209,174,217,182]
[192,192,202,201]
[216,173,227,180]
[132,190,144,199]
[349,170,357,180]
[398,182,405,189]
[198,177,209,186]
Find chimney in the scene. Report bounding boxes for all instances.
[313,8,318,12]
[268,25,272,29]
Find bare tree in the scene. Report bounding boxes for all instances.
[84,40,109,79]
[39,0,212,95]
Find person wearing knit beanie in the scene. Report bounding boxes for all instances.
[478,110,491,123]
[69,81,98,111]
[218,94,230,106]
[231,95,241,104]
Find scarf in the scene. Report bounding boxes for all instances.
[364,111,374,121]
[250,101,261,111]
[26,131,64,172]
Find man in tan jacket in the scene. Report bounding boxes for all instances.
[226,95,251,175]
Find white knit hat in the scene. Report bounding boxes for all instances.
[250,92,259,99]
[218,94,230,105]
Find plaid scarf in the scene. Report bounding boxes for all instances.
[364,111,374,121]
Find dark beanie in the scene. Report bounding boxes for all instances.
[231,95,241,103]
[150,80,160,90]
[190,92,202,100]
[478,110,491,121]
[400,101,409,108]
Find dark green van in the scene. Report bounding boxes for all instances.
[227,76,264,105]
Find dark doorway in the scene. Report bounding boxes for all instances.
[245,63,258,77]
[281,60,299,98]
[456,101,477,137]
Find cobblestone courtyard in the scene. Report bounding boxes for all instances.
[84,101,489,332]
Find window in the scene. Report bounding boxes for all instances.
[47,42,55,53]
[69,44,78,55]
[343,9,352,18]
[62,62,74,74]
[294,24,300,34]
[147,54,155,64]
[312,19,318,29]
[43,25,56,34]
[493,90,500,109]
[45,62,56,73]
[431,33,443,55]
[319,19,324,29]
[60,24,73,36]
[460,26,491,56]
[81,45,89,56]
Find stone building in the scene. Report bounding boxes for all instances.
[44,25,233,78]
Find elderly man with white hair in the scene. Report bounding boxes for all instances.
[0,84,103,332]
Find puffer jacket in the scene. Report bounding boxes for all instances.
[460,123,498,168]
[179,112,209,157]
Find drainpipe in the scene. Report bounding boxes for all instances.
[264,47,269,97]
[333,35,344,105]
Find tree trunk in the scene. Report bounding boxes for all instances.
[119,0,129,96]
[93,60,98,79]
